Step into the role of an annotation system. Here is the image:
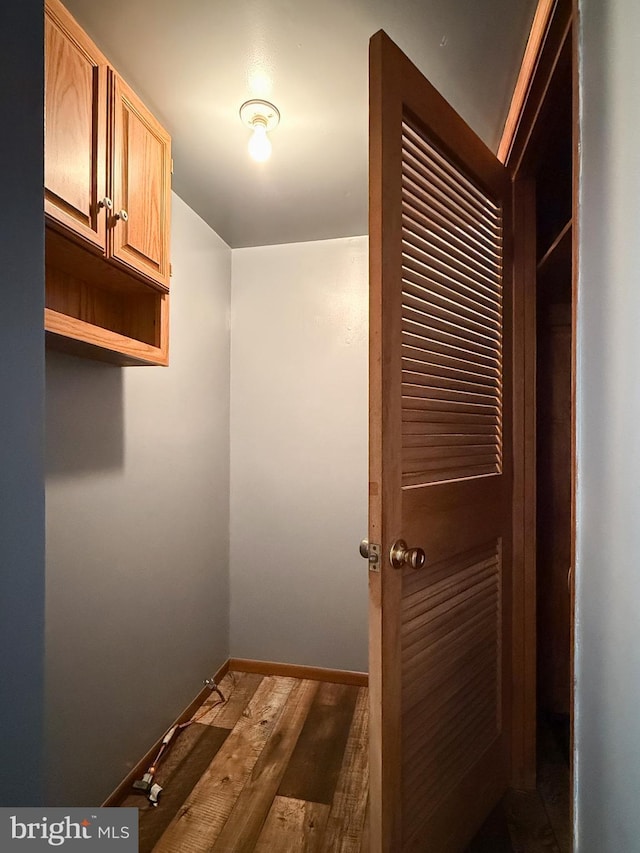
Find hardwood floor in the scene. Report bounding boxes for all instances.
[119,671,570,852]
[120,672,368,852]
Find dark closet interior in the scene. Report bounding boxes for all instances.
[533,46,573,767]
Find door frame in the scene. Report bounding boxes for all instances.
[497,0,577,789]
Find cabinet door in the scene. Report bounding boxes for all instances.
[45,0,107,252]
[110,73,171,290]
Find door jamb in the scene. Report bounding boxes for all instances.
[498,0,577,790]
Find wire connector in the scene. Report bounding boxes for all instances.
[204,677,225,703]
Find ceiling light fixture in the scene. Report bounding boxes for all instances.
[239,99,280,163]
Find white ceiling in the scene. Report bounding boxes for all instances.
[64,0,536,249]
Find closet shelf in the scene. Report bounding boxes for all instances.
[537,219,572,274]
[45,308,168,367]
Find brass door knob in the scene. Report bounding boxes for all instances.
[390,539,426,570]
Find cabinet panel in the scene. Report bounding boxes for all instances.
[45,1,107,251]
[110,74,171,290]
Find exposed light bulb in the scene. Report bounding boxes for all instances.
[240,101,279,164]
[248,120,271,162]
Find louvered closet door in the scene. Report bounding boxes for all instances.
[369,31,513,853]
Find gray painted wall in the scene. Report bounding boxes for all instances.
[0,0,46,807]
[230,237,369,673]
[45,193,231,806]
[576,1,640,849]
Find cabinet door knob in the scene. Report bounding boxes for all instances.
[115,209,129,222]
[98,196,113,209]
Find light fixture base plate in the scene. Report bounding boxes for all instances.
[240,99,280,131]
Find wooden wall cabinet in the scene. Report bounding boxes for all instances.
[45,0,171,366]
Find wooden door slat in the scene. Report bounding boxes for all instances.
[402,325,500,367]
[402,383,500,411]
[403,369,500,399]
[403,304,500,353]
[402,172,501,261]
[404,665,497,752]
[402,139,501,231]
[404,693,497,796]
[401,454,500,477]
[403,398,501,422]
[401,201,502,288]
[402,206,502,292]
[403,317,500,363]
[405,723,499,822]
[403,448,499,470]
[402,263,500,330]
[402,420,498,435]
[402,177,501,266]
[402,212,502,301]
[404,626,498,719]
[402,385,500,412]
[402,539,499,593]
[402,150,501,243]
[403,652,496,739]
[403,549,499,598]
[402,399,500,422]
[402,465,499,488]
[402,287,501,341]
[403,121,500,215]
[403,605,498,680]
[402,267,501,328]
[402,552,499,612]
[403,433,497,449]
[402,342,500,380]
[402,356,499,390]
[402,572,498,643]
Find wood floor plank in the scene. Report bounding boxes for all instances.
[319,687,369,853]
[211,679,319,851]
[254,797,330,853]
[278,681,359,805]
[196,671,264,729]
[113,671,574,853]
[152,676,296,853]
[121,725,229,853]
[504,788,561,853]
